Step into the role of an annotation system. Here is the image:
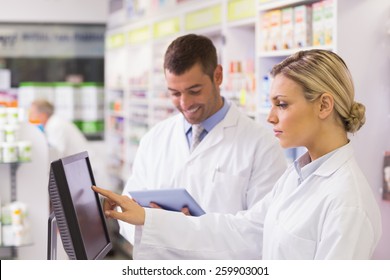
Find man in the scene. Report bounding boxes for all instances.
[29,99,89,159]
[120,34,287,258]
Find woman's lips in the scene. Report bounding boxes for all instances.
[273,129,282,137]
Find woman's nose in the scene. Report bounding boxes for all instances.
[267,107,277,124]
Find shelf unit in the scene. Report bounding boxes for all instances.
[255,0,337,161]
[0,122,50,259]
[0,162,23,259]
[256,0,336,113]
[105,0,338,182]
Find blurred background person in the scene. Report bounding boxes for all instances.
[28,98,109,186]
[29,98,89,159]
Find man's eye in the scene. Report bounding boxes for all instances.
[170,92,180,97]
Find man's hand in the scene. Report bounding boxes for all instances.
[149,202,191,216]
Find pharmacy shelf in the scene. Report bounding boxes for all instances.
[0,123,49,259]
[227,17,256,29]
[258,0,318,11]
[257,45,334,58]
[105,0,341,178]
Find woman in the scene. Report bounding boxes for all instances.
[93,49,382,259]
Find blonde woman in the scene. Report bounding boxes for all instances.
[93,49,382,259]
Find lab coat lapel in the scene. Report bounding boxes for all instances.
[189,103,239,158]
[313,143,354,178]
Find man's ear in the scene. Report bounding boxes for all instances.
[214,64,223,86]
[318,93,334,119]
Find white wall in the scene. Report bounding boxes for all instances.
[0,0,108,23]
[337,0,390,259]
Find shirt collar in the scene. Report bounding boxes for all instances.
[184,97,230,134]
[294,146,340,184]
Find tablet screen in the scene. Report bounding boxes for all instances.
[129,188,205,216]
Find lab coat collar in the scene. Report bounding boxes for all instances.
[311,142,354,178]
[294,148,337,184]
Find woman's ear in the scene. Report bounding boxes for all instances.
[318,93,334,119]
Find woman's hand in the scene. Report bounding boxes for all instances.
[92,185,145,225]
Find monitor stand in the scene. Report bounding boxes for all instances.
[47,212,57,260]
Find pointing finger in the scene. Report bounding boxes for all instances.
[92,185,122,203]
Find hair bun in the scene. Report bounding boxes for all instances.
[345,102,366,133]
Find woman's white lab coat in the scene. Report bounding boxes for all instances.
[133,143,382,259]
[120,103,287,249]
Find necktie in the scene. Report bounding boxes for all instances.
[190,124,204,152]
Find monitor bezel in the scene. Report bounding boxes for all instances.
[48,151,112,260]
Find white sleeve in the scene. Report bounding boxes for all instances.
[133,190,274,260]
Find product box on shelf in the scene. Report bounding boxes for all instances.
[294,4,312,48]
[312,1,324,46]
[260,11,272,51]
[0,107,6,126]
[1,201,32,246]
[2,142,18,163]
[79,83,104,121]
[269,9,282,51]
[53,82,79,121]
[0,106,24,124]
[0,69,11,89]
[75,82,105,136]
[323,0,334,46]
[259,74,271,110]
[4,124,19,143]
[0,88,18,108]
[312,0,334,47]
[281,7,294,50]
[17,141,32,162]
[0,107,32,163]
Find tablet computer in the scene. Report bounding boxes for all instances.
[129,188,205,216]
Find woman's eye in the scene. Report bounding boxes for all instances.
[276,103,288,109]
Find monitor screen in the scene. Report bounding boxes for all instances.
[48,151,112,260]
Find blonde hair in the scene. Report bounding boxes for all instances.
[271,49,365,133]
[31,99,55,117]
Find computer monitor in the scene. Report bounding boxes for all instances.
[47,151,112,260]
